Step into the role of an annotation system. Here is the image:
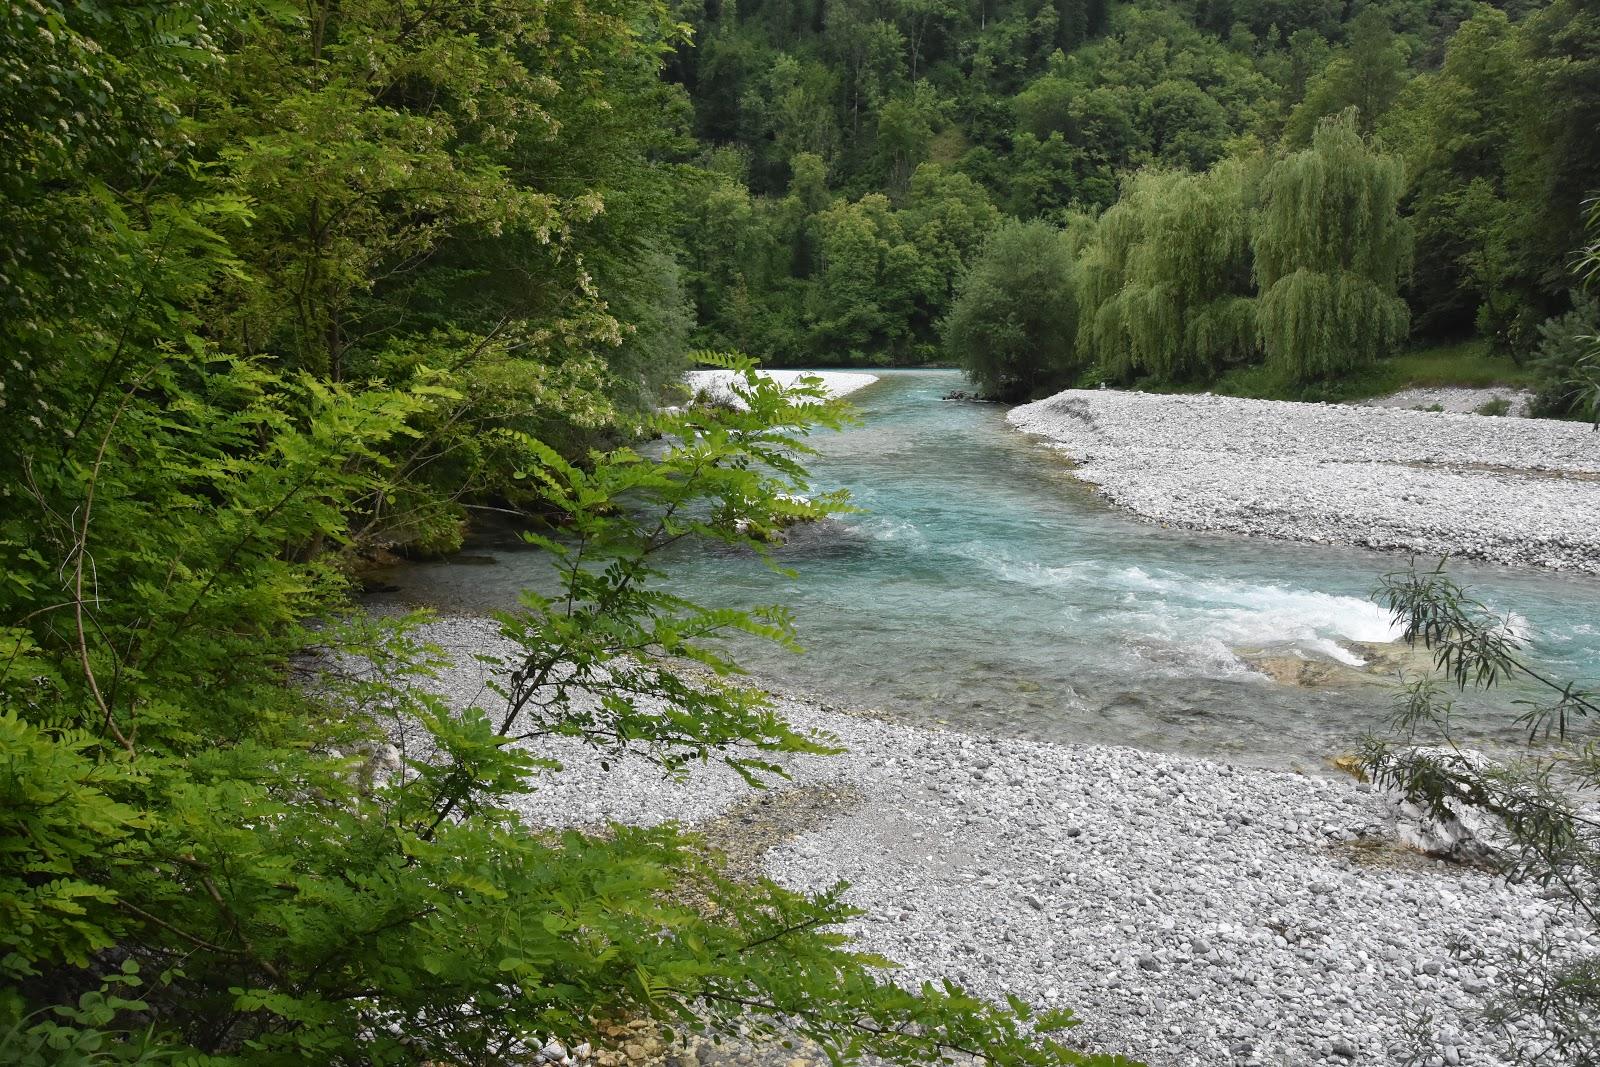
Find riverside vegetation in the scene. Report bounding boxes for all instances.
[3,0,1600,1064]
[0,4,1125,1064]
[669,0,1600,412]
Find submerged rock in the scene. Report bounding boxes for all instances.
[1238,652,1362,688]
[1236,639,1437,689]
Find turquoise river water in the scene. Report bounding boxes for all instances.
[373,369,1600,768]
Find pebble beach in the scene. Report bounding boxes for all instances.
[399,615,1586,1067]
[1007,390,1600,573]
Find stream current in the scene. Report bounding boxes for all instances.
[372,369,1600,768]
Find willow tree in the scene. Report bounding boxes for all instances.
[1075,160,1260,383]
[1253,111,1411,381]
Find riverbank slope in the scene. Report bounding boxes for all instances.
[1008,390,1600,573]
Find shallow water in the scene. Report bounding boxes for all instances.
[372,369,1600,768]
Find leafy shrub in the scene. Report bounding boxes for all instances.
[1528,296,1600,421]
[1365,564,1600,1062]
[944,220,1081,401]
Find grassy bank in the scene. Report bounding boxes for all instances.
[1138,339,1537,404]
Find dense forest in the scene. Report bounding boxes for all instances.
[672,0,1600,402]
[2,0,1598,1062]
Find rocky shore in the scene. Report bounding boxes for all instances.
[1007,390,1600,573]
[404,616,1584,1067]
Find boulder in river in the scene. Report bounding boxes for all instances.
[1236,640,1438,689]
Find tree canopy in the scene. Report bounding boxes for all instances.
[665,0,1598,408]
[0,3,1134,1063]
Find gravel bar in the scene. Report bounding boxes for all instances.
[400,616,1585,1067]
[1007,390,1600,573]
[1365,387,1534,418]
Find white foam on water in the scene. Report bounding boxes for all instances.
[1500,612,1534,643]
[855,517,927,547]
[949,552,1405,674]
[1125,568,1399,637]
[982,557,1099,589]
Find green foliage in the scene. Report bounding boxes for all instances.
[1380,6,1523,339]
[1254,113,1410,381]
[1364,563,1600,1062]
[682,161,998,366]
[0,712,144,979]
[1529,296,1600,421]
[1528,200,1600,425]
[1281,8,1407,145]
[0,3,1129,1064]
[1379,0,1600,350]
[668,0,1593,378]
[945,219,1082,400]
[1255,268,1411,381]
[1529,201,1600,428]
[1075,161,1260,382]
[1063,116,1408,388]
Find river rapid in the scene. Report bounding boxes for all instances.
[371,369,1600,769]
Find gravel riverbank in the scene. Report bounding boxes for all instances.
[1007,390,1600,573]
[402,616,1583,1067]
[1365,387,1535,418]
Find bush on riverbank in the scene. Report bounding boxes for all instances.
[1366,563,1600,1061]
[944,219,1085,400]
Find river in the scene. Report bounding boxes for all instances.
[370,369,1600,769]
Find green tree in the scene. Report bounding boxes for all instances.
[1282,8,1408,144]
[876,87,942,193]
[825,2,907,135]
[900,164,1005,311]
[740,54,843,189]
[894,0,967,79]
[1503,0,1600,340]
[1254,112,1411,381]
[1142,79,1232,171]
[812,194,934,362]
[944,218,1081,399]
[679,171,789,356]
[1076,161,1260,382]
[1381,7,1524,340]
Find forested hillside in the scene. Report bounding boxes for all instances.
[670,0,1600,405]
